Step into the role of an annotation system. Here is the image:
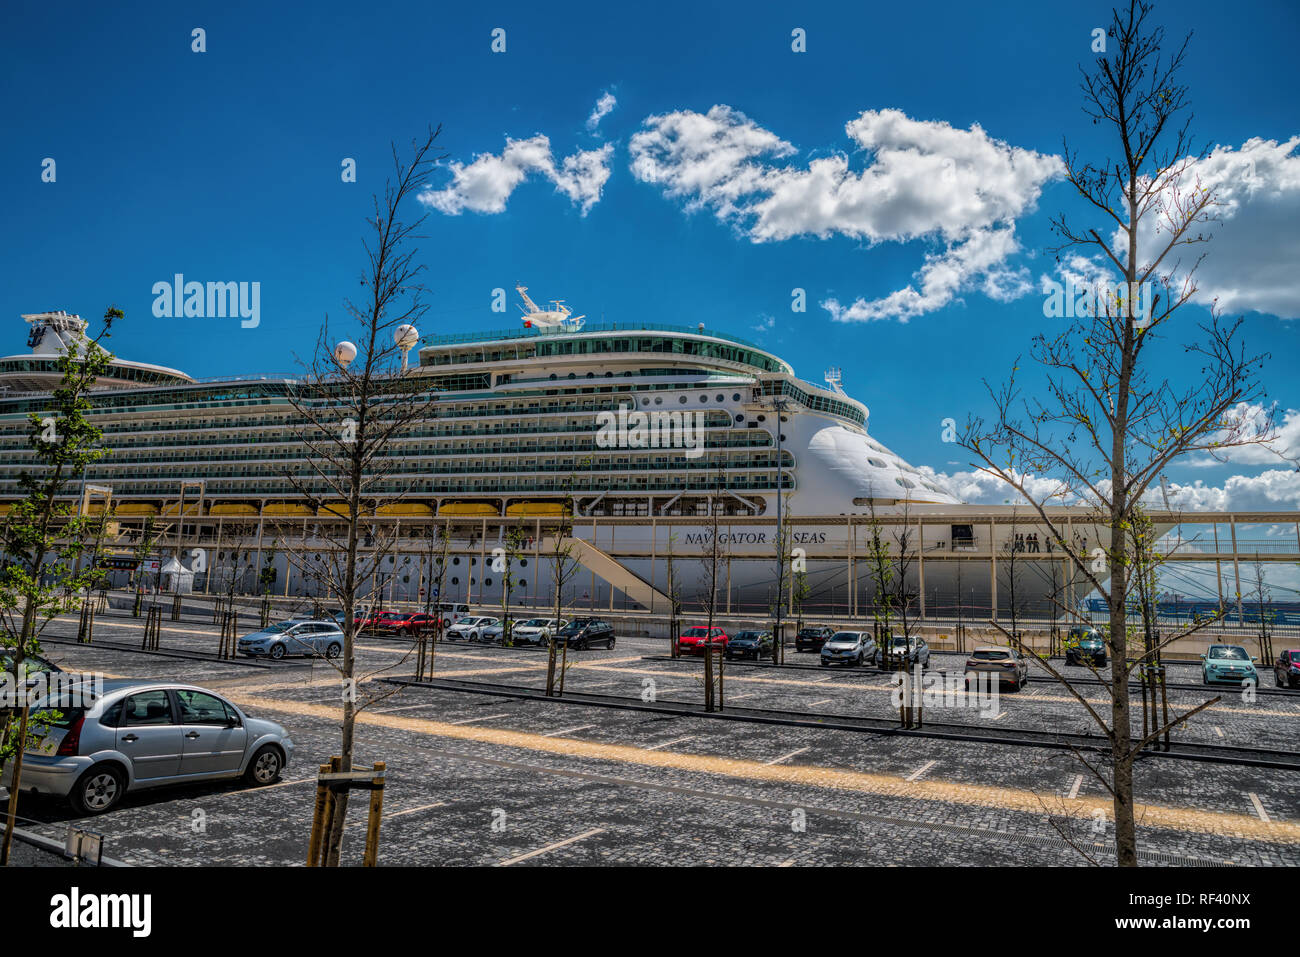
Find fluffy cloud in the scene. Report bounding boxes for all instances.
[917,465,1071,506]
[420,136,612,216]
[1127,137,1300,319]
[586,92,617,132]
[629,105,1063,322]
[1186,402,1300,468]
[925,460,1300,512]
[1157,469,1300,511]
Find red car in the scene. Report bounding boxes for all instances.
[678,626,729,655]
[372,612,439,638]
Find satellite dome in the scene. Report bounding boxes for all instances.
[333,341,357,367]
[394,324,419,349]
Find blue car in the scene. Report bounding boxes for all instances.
[1201,644,1258,685]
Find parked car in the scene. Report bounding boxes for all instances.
[478,618,525,644]
[964,646,1029,690]
[678,626,728,655]
[0,651,62,682]
[1064,626,1108,666]
[0,679,294,815]
[560,618,616,650]
[1201,644,1258,685]
[725,630,773,661]
[876,635,932,669]
[436,602,471,629]
[820,631,876,667]
[238,620,344,659]
[1274,649,1300,689]
[372,612,439,638]
[512,618,566,646]
[794,626,835,652]
[445,616,499,641]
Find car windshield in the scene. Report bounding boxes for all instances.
[972,650,1010,660]
[521,619,545,627]
[266,622,295,633]
[830,633,858,642]
[1210,646,1250,660]
[683,627,708,637]
[891,637,910,647]
[734,632,758,641]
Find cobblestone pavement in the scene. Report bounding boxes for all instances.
[8,609,1299,866]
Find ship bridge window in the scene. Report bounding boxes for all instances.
[868,458,886,468]
[895,477,916,489]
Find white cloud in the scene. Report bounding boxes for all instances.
[917,465,1071,506]
[925,460,1300,512]
[586,92,617,132]
[630,105,1063,322]
[420,135,612,216]
[751,314,775,333]
[1128,137,1300,319]
[1186,402,1300,468]
[1157,469,1300,511]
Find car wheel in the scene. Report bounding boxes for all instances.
[269,643,286,660]
[326,642,342,660]
[856,653,864,666]
[608,636,616,649]
[399,628,411,638]
[1203,669,1210,685]
[820,659,829,667]
[244,744,283,785]
[71,764,125,815]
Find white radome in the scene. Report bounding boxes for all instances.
[333,341,358,367]
[394,324,419,349]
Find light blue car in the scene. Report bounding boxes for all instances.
[1201,644,1258,685]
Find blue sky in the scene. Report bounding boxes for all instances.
[2,0,1298,522]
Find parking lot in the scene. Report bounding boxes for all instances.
[8,606,1300,866]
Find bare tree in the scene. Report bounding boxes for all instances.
[276,127,445,866]
[545,475,585,696]
[961,2,1270,865]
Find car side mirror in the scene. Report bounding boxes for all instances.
[226,715,240,728]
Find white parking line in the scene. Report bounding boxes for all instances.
[905,760,937,782]
[1067,775,1083,800]
[374,703,440,714]
[991,711,1007,720]
[644,735,693,751]
[726,692,755,700]
[384,801,449,820]
[1213,726,1225,738]
[542,724,597,738]
[498,827,606,866]
[808,698,834,707]
[812,675,836,683]
[1248,793,1271,823]
[765,747,809,766]
[345,801,449,830]
[449,713,511,725]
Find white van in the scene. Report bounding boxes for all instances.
[437,602,471,628]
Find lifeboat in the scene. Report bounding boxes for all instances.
[210,503,259,517]
[263,503,314,517]
[114,503,160,516]
[438,502,499,516]
[376,503,435,517]
[505,501,571,517]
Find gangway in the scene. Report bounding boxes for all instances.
[537,536,670,611]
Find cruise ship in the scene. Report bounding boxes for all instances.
[0,300,1103,619]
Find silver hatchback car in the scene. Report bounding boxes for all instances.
[238,619,345,659]
[1,679,295,815]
